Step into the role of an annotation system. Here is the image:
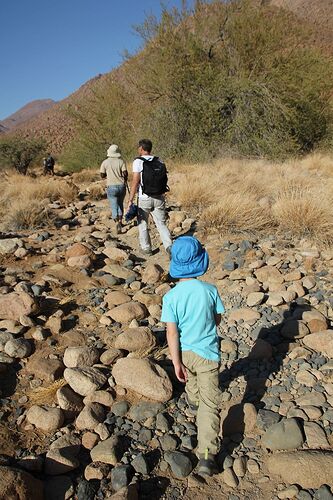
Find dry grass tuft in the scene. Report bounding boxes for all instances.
[169,153,333,244]
[0,173,78,231]
[27,378,67,406]
[272,188,333,243]
[200,192,274,234]
[72,169,99,184]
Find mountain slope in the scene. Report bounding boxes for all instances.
[0,99,56,131]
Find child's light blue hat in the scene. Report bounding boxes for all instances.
[169,236,209,279]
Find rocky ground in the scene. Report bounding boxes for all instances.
[0,178,332,500]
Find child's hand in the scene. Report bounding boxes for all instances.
[174,363,187,383]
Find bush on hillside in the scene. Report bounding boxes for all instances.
[60,0,333,169]
[0,135,46,174]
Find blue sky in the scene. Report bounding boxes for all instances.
[0,0,195,120]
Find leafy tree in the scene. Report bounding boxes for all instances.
[61,0,333,169]
[0,135,46,174]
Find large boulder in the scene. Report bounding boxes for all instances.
[114,327,156,352]
[0,466,43,500]
[302,330,333,358]
[267,450,333,488]
[261,418,304,451]
[0,291,38,321]
[112,358,173,402]
[108,302,148,324]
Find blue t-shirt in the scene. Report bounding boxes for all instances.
[161,279,225,362]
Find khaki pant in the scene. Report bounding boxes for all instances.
[182,350,220,456]
[138,196,172,252]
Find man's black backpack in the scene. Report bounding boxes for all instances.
[139,156,169,197]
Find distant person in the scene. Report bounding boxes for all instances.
[161,236,225,476]
[43,153,55,176]
[100,144,128,234]
[126,138,172,255]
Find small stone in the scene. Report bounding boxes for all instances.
[277,485,299,499]
[82,432,99,450]
[57,386,84,412]
[90,436,120,465]
[261,418,304,451]
[303,422,330,448]
[247,459,260,474]
[64,367,107,396]
[131,454,149,475]
[164,451,194,478]
[44,449,80,475]
[75,403,105,430]
[26,405,64,433]
[111,465,134,492]
[233,456,247,477]
[63,347,100,368]
[247,292,265,307]
[5,338,31,358]
[222,467,239,488]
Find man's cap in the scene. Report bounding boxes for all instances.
[169,236,209,279]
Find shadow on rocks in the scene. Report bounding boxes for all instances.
[219,301,312,463]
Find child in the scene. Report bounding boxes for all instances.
[161,236,225,476]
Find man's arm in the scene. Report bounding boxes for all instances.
[127,172,140,209]
[166,322,187,383]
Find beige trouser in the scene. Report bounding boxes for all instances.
[182,350,220,456]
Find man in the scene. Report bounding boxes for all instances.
[100,144,128,234]
[127,139,172,255]
[43,153,55,176]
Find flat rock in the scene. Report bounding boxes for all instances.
[103,246,128,262]
[303,422,330,448]
[255,266,284,284]
[303,331,333,358]
[83,390,114,407]
[112,358,172,402]
[64,367,107,396]
[114,327,156,352]
[0,238,21,254]
[267,450,333,488]
[0,466,43,500]
[164,451,194,478]
[132,290,161,307]
[25,356,64,382]
[108,302,148,324]
[247,292,265,307]
[63,346,100,368]
[105,291,131,307]
[261,418,304,450]
[229,308,261,324]
[4,338,31,358]
[0,291,38,321]
[44,448,80,475]
[103,264,136,281]
[90,436,120,465]
[26,405,64,433]
[65,243,94,260]
[128,401,163,421]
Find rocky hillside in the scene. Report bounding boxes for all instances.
[269,0,333,51]
[6,0,333,158]
[0,173,332,498]
[0,99,56,131]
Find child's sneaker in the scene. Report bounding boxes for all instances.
[197,451,218,477]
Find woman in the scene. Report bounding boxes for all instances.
[100,144,128,234]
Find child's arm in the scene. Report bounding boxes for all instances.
[166,322,187,383]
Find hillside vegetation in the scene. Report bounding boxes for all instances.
[58,0,333,170]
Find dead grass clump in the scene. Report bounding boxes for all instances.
[0,174,78,231]
[200,192,273,234]
[272,188,333,243]
[72,169,99,184]
[2,199,53,231]
[27,378,67,407]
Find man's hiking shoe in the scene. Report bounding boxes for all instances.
[197,452,218,477]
